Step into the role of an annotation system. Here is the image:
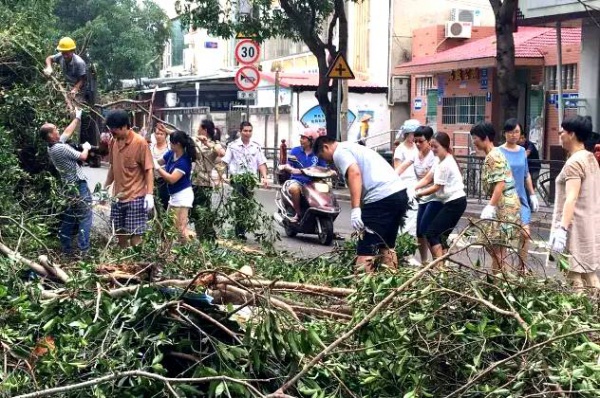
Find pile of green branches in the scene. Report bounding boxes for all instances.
[2,223,600,398]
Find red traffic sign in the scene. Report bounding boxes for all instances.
[235,66,261,91]
[235,39,260,65]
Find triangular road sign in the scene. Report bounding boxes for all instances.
[327,53,355,79]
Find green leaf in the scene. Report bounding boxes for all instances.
[215,382,225,397]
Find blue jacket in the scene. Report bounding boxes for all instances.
[288,146,327,184]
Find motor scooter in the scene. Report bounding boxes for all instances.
[274,160,341,245]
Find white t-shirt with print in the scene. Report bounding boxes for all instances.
[413,150,436,180]
[432,155,466,203]
[334,142,406,204]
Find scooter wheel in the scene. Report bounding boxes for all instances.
[317,218,334,246]
[284,225,297,237]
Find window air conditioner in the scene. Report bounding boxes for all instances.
[451,8,481,27]
[445,21,472,39]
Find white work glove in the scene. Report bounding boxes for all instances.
[350,207,364,231]
[153,158,162,170]
[75,108,83,120]
[144,194,155,212]
[81,142,92,151]
[406,187,417,204]
[529,194,540,213]
[43,66,53,76]
[549,227,567,253]
[480,204,497,220]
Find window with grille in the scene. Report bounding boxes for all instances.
[545,64,577,90]
[416,77,434,97]
[441,96,486,125]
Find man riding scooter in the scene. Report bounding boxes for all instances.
[275,128,341,245]
[280,128,328,222]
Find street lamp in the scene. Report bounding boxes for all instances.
[271,62,283,180]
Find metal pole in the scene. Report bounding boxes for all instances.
[556,21,564,127]
[336,80,342,141]
[195,82,200,107]
[273,69,280,180]
[246,99,250,121]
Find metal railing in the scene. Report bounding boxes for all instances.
[237,147,565,205]
[454,155,565,205]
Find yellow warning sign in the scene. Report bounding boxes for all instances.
[236,31,258,39]
[326,53,355,79]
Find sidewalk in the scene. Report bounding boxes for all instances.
[263,182,554,229]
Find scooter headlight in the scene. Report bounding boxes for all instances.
[314,182,330,193]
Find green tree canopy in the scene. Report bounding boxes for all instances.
[53,0,170,89]
[177,0,352,139]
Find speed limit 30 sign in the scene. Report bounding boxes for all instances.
[235,39,260,65]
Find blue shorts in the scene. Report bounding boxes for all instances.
[111,196,148,235]
[357,190,409,256]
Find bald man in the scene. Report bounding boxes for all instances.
[40,109,94,257]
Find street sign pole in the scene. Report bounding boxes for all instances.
[326,53,355,142]
[336,81,342,141]
[273,68,280,180]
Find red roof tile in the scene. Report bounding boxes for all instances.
[394,26,581,75]
[260,72,386,89]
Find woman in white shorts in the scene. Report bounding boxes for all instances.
[154,130,198,240]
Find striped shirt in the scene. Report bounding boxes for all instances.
[48,134,87,183]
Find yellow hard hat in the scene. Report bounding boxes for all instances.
[56,37,76,52]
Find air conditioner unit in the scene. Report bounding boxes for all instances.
[451,8,481,26]
[388,76,409,105]
[445,21,472,39]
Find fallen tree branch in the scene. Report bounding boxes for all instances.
[437,287,529,332]
[179,302,243,344]
[271,251,451,395]
[291,305,352,320]
[0,242,69,283]
[270,226,473,396]
[12,370,268,398]
[443,328,600,398]
[95,99,151,108]
[235,279,354,298]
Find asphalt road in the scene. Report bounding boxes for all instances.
[83,166,557,275]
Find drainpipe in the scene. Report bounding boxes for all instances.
[556,21,564,127]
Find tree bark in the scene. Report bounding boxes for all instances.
[279,0,348,140]
[491,0,520,120]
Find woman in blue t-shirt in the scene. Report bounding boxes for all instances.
[154,130,198,240]
[500,119,540,271]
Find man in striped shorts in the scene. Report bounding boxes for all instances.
[103,110,154,248]
[40,109,94,257]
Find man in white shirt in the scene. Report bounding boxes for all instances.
[222,121,269,239]
[313,136,409,272]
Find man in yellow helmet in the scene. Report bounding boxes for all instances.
[44,37,87,96]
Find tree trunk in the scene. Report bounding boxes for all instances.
[492,0,520,120]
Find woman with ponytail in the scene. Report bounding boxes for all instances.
[414,132,467,259]
[154,130,198,240]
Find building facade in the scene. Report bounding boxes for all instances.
[519,0,600,133]
[394,25,582,158]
